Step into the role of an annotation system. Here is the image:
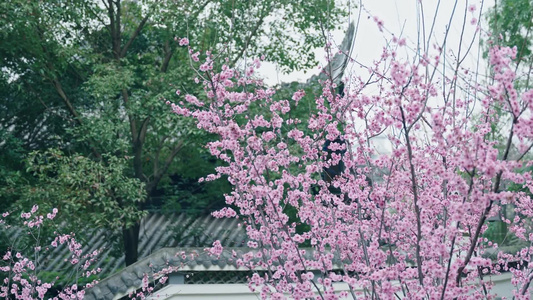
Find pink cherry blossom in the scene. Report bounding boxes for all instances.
[174,37,533,299]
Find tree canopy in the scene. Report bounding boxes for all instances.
[0,0,351,266]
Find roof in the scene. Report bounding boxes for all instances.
[61,212,247,276]
[83,247,251,300]
[82,246,344,300]
[1,213,248,287]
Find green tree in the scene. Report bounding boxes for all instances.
[1,0,351,265]
[487,0,532,70]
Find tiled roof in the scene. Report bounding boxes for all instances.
[1,213,248,286]
[82,246,346,300]
[304,21,354,86]
[83,247,249,300]
[83,242,525,300]
[72,213,247,276]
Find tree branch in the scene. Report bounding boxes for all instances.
[400,105,424,286]
[153,135,169,176]
[52,79,81,125]
[120,12,151,58]
[160,40,174,73]
[456,119,516,284]
[121,89,138,142]
[115,0,121,57]
[138,117,150,145]
[521,271,533,296]
[107,0,120,59]
[51,79,101,159]
[148,140,185,194]
[230,7,268,66]
[87,5,110,33]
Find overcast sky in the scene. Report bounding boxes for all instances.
[260,0,494,86]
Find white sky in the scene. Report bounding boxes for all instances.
[259,0,494,86]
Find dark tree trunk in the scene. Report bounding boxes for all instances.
[122,222,140,266]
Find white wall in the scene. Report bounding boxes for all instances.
[147,273,528,299]
[147,283,353,300]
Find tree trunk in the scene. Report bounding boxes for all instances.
[122,222,140,266]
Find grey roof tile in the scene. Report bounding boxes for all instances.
[87,286,100,298]
[83,246,356,299]
[4,213,252,300]
[132,277,142,287]
[218,257,228,268]
[3,212,248,288]
[133,265,145,278]
[121,268,137,286]
[98,286,112,299]
[187,258,197,267]
[107,280,121,294]
[202,258,212,268]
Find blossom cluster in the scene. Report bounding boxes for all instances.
[171,28,533,299]
[1,206,100,299]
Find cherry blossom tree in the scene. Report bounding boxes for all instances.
[172,2,533,299]
[0,206,100,299]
